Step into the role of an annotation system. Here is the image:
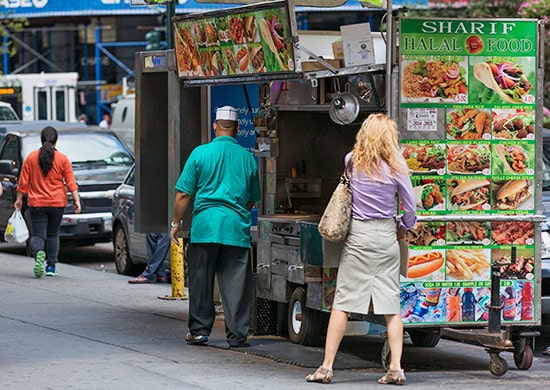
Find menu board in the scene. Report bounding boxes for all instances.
[398,18,538,325]
[172,1,295,79]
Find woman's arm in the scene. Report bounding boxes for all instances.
[396,172,417,230]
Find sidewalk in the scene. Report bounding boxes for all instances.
[1,252,549,389]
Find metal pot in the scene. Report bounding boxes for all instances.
[329,91,360,125]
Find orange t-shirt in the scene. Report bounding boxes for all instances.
[18,149,78,208]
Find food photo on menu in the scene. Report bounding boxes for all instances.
[446,221,490,245]
[406,222,445,247]
[258,11,293,71]
[492,221,534,245]
[412,177,445,211]
[446,248,491,281]
[404,249,445,281]
[447,144,491,175]
[447,178,491,211]
[402,143,446,174]
[401,56,468,103]
[492,109,535,140]
[216,16,230,43]
[470,56,535,105]
[491,179,533,211]
[491,143,534,175]
[446,108,491,140]
[243,14,260,43]
[492,247,535,280]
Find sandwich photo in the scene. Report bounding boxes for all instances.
[402,144,446,173]
[235,46,250,73]
[210,50,225,75]
[446,108,490,140]
[492,109,535,140]
[413,182,444,211]
[473,60,533,104]
[493,144,531,175]
[250,46,266,73]
[494,179,532,210]
[259,13,291,71]
[447,144,490,174]
[243,15,258,43]
[448,179,490,211]
[405,251,444,279]
[223,49,237,74]
[216,16,230,42]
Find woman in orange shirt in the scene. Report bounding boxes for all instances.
[15,126,81,277]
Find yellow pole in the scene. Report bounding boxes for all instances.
[159,237,188,300]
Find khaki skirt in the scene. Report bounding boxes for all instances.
[332,218,400,315]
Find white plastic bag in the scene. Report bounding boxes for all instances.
[4,209,29,243]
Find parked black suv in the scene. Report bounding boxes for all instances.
[0,126,134,252]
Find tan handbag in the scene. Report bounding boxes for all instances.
[397,225,409,277]
[318,168,352,242]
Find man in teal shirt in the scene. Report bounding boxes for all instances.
[170,106,261,348]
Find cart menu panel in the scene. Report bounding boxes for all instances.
[398,18,539,325]
[172,0,295,79]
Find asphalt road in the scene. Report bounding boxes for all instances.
[1,240,549,359]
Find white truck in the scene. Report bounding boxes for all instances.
[0,72,79,122]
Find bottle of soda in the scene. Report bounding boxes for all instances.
[503,286,517,321]
[425,288,442,306]
[520,282,534,321]
[446,288,461,322]
[461,288,475,321]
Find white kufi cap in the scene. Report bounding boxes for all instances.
[215,106,239,121]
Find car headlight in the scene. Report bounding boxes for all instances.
[541,231,550,259]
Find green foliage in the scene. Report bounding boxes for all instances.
[0,13,28,69]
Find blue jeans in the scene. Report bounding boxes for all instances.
[29,207,64,265]
[142,232,170,281]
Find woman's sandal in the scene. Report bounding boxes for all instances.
[378,369,406,385]
[305,366,333,384]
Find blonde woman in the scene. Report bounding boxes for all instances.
[306,114,417,385]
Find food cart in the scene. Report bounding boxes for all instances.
[136,0,546,377]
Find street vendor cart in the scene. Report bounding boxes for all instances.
[134,0,546,377]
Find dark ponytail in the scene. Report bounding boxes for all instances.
[39,126,58,176]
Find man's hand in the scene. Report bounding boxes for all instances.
[170,224,182,244]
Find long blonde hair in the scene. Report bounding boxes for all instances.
[351,113,407,177]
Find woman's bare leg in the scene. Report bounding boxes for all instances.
[320,309,349,369]
[384,314,403,371]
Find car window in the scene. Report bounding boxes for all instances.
[126,167,135,187]
[22,133,133,166]
[0,107,18,120]
[0,135,21,169]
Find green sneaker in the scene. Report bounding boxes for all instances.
[34,250,45,278]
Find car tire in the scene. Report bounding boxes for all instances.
[114,224,143,276]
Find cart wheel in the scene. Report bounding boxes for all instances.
[381,338,391,370]
[514,344,533,370]
[408,330,440,348]
[288,287,322,346]
[488,353,508,377]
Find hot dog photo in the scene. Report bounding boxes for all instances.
[234,45,250,73]
[404,249,445,280]
[492,143,534,175]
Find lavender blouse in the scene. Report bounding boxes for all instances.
[345,152,417,230]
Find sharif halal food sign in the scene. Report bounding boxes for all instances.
[172,1,295,79]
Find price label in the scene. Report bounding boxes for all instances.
[407,108,438,132]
